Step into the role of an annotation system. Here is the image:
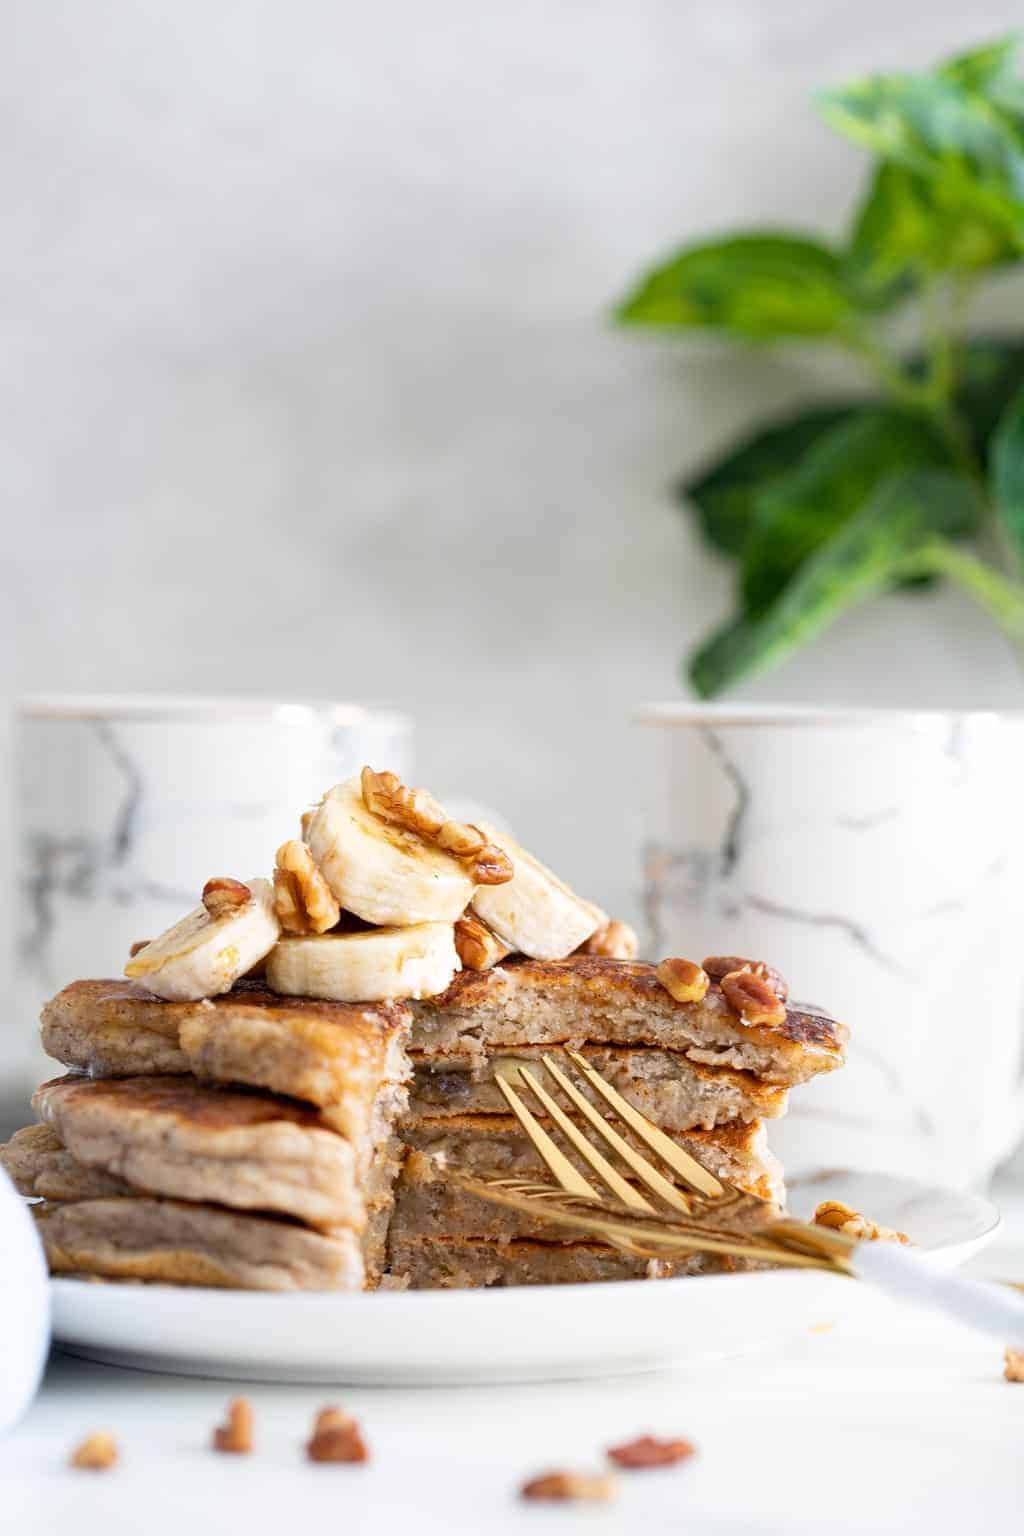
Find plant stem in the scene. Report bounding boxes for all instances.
[911,538,1024,644]
[841,286,983,481]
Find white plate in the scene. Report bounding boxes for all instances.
[50,1170,999,1385]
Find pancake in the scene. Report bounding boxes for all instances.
[39,979,411,1150]
[33,1197,364,1291]
[41,978,410,1096]
[31,1075,377,1231]
[399,1112,783,1207]
[0,1124,131,1202]
[411,957,845,1086]
[392,1137,779,1247]
[386,1234,717,1289]
[408,1043,787,1129]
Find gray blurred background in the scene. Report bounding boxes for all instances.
[4,0,1024,943]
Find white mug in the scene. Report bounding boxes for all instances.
[14,695,412,1098]
[637,704,1024,1189]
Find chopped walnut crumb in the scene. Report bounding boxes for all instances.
[606,1434,695,1469]
[655,957,709,1003]
[201,877,252,920]
[703,955,788,1000]
[360,766,512,885]
[306,1406,369,1464]
[721,968,787,1028]
[580,921,638,960]
[813,1200,911,1245]
[1004,1348,1024,1382]
[273,840,341,935]
[520,1469,617,1502]
[454,912,512,970]
[69,1432,118,1470]
[212,1397,253,1454]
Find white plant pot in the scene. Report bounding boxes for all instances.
[637,704,1024,1189]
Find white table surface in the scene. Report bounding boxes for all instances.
[4,1181,1023,1536]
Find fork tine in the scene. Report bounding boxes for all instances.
[493,1071,598,1200]
[563,1048,725,1199]
[515,1066,654,1213]
[538,1055,693,1214]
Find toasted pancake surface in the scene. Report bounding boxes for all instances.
[411,957,845,1085]
[40,979,411,1109]
[33,1198,364,1290]
[32,1075,377,1231]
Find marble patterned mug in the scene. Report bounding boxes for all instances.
[637,705,1024,1189]
[14,695,412,1099]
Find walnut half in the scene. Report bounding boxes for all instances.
[360,767,512,886]
[201,878,251,920]
[655,958,709,1003]
[520,1470,617,1502]
[580,921,638,960]
[703,955,788,1001]
[720,968,787,1028]
[273,841,340,935]
[69,1432,118,1470]
[306,1406,369,1464]
[212,1398,253,1455]
[454,913,511,970]
[813,1200,910,1245]
[606,1434,695,1469]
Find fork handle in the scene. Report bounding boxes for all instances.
[852,1241,1024,1346]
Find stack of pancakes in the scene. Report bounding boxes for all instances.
[1,764,847,1291]
[386,956,845,1287]
[1,982,411,1290]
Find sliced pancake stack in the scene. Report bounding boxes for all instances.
[387,955,845,1286]
[2,984,411,1289]
[1,765,848,1291]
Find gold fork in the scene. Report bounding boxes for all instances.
[451,1049,852,1274]
[451,1051,1024,1347]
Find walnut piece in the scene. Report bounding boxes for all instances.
[606,1434,695,1469]
[721,968,787,1028]
[813,1200,911,1245]
[212,1397,253,1454]
[70,1432,118,1470]
[273,840,341,935]
[306,1407,369,1464]
[704,955,788,1001]
[520,1470,617,1502]
[655,957,709,1003]
[454,912,511,970]
[1004,1348,1024,1382]
[360,766,512,885]
[580,921,638,960]
[202,877,252,920]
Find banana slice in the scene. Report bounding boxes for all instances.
[266,922,459,1002]
[305,777,476,926]
[470,824,605,960]
[124,877,279,1002]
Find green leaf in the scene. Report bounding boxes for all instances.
[940,36,1018,94]
[688,470,985,697]
[953,335,1024,453]
[738,408,954,616]
[846,161,1018,299]
[679,404,860,555]
[819,73,1024,241]
[990,382,1024,567]
[614,234,856,339]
